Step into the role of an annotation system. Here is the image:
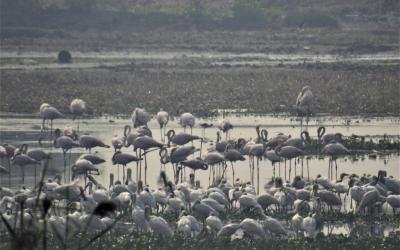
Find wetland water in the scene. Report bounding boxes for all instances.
[1,114,399,191]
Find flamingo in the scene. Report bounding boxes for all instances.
[276,145,306,182]
[39,103,63,143]
[54,128,80,182]
[180,112,196,135]
[224,149,245,185]
[156,109,169,142]
[283,131,310,178]
[79,134,110,153]
[296,85,314,131]
[0,165,10,187]
[199,122,213,137]
[218,119,233,140]
[0,144,15,187]
[70,99,86,132]
[11,144,39,185]
[112,151,142,182]
[248,140,267,194]
[27,149,51,185]
[180,158,208,182]
[317,126,344,145]
[131,108,151,128]
[133,135,164,184]
[322,141,350,180]
[166,130,200,147]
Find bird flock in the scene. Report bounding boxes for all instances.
[1,89,400,246]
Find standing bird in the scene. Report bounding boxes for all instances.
[54,129,80,182]
[249,140,267,194]
[0,164,10,187]
[224,149,246,185]
[296,86,314,131]
[218,119,233,140]
[39,103,63,143]
[276,146,306,182]
[0,144,16,187]
[181,158,208,182]
[112,151,142,182]
[317,126,344,145]
[79,134,110,153]
[264,150,280,178]
[27,149,51,185]
[322,142,350,180]
[203,152,225,185]
[283,131,310,178]
[132,108,151,128]
[199,123,213,137]
[156,109,169,142]
[70,98,86,132]
[166,130,200,147]
[11,146,40,185]
[180,112,196,135]
[133,136,164,184]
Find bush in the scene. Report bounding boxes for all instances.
[57,50,72,63]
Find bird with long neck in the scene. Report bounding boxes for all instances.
[156,109,169,142]
[248,139,267,194]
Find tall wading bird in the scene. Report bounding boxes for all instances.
[133,136,164,184]
[112,151,142,182]
[248,140,267,194]
[156,109,169,142]
[317,126,344,145]
[282,131,310,178]
[39,103,63,144]
[79,134,110,153]
[180,112,196,135]
[54,128,80,182]
[322,141,350,180]
[218,119,233,140]
[132,108,151,128]
[0,144,15,187]
[224,148,246,185]
[27,148,51,185]
[70,98,86,132]
[296,86,314,131]
[275,145,306,182]
[11,144,40,185]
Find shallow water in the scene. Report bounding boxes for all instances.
[0,114,399,192]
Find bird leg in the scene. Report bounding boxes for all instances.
[136,162,139,182]
[8,158,11,188]
[335,160,338,180]
[289,159,292,182]
[63,150,67,183]
[294,157,297,177]
[301,158,304,178]
[273,163,275,178]
[284,159,287,182]
[278,161,281,177]
[257,158,260,195]
[123,165,126,183]
[139,150,142,181]
[21,165,25,185]
[328,159,330,179]
[117,164,120,182]
[231,162,235,185]
[307,158,310,181]
[145,153,148,185]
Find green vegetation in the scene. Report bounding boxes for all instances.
[1,62,399,116]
